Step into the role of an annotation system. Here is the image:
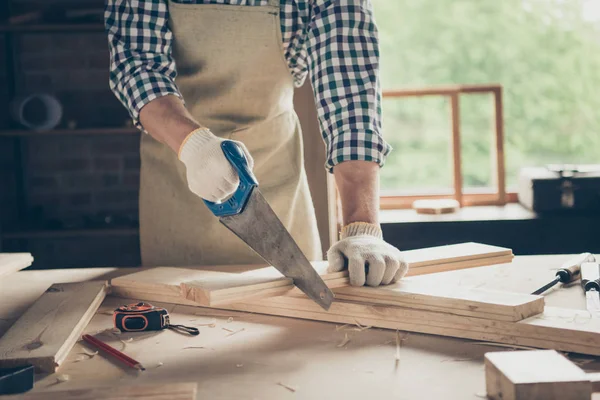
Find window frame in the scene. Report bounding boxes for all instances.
[380,84,514,209]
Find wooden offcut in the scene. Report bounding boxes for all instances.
[0,281,108,372]
[0,253,34,278]
[485,350,593,400]
[8,382,198,400]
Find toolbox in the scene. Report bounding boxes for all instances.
[518,165,600,213]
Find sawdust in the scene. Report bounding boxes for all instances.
[73,355,87,363]
[337,333,350,348]
[99,310,114,316]
[156,362,164,368]
[352,325,371,332]
[277,382,297,392]
[80,349,98,358]
[183,346,211,350]
[222,327,234,333]
[226,328,245,337]
[194,319,217,328]
[227,317,234,323]
[56,375,70,383]
[335,324,349,331]
[236,364,243,368]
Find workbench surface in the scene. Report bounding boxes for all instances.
[1,255,599,400]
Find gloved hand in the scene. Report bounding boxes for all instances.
[179,128,254,202]
[327,222,409,287]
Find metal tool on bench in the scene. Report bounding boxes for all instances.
[581,262,600,317]
[531,252,596,295]
[113,302,199,335]
[202,141,334,311]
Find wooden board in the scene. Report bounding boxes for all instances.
[7,382,198,400]
[109,273,600,356]
[333,278,543,321]
[0,253,34,278]
[0,281,108,372]
[484,350,591,400]
[118,242,513,307]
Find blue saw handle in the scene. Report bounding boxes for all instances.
[202,140,258,217]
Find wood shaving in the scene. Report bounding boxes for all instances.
[236,364,243,368]
[195,319,217,328]
[277,382,297,392]
[227,317,234,323]
[474,393,487,399]
[441,358,475,363]
[73,355,87,362]
[183,346,207,350]
[337,333,350,348]
[335,324,349,331]
[156,362,163,368]
[354,319,366,328]
[395,330,401,367]
[222,327,234,333]
[56,375,70,383]
[81,349,98,358]
[226,328,245,337]
[351,326,371,332]
[99,310,114,315]
[110,328,122,335]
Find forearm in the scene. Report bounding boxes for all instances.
[333,161,380,226]
[139,95,203,153]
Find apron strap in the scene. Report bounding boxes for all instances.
[267,0,279,8]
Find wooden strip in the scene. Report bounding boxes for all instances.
[108,282,600,356]
[333,278,542,321]
[403,242,512,268]
[0,281,108,372]
[7,382,198,400]
[407,254,514,276]
[0,253,34,278]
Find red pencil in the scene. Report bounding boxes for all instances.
[82,334,146,371]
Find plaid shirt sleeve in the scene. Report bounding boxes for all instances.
[308,0,391,171]
[104,0,181,129]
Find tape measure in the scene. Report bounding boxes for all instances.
[113,302,199,336]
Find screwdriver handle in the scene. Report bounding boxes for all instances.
[581,262,600,292]
[556,252,596,283]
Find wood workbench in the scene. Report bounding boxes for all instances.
[1,255,599,400]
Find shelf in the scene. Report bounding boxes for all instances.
[0,23,105,33]
[0,128,139,137]
[1,227,139,239]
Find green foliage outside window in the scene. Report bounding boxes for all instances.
[374,0,600,193]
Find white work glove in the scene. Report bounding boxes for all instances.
[327,222,409,287]
[179,128,254,203]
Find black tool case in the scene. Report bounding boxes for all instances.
[518,165,600,213]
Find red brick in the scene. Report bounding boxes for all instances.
[123,173,140,186]
[69,193,92,207]
[29,176,58,189]
[123,156,140,170]
[102,174,120,187]
[95,190,139,205]
[94,157,122,171]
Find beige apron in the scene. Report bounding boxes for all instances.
[139,0,322,267]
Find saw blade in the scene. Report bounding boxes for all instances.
[219,188,334,310]
[586,290,600,318]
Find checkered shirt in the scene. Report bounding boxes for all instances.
[105,0,391,170]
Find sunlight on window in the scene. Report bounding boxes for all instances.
[374,0,600,193]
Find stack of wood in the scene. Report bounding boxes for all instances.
[107,242,600,357]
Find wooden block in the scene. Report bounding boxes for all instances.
[0,253,34,278]
[333,278,543,321]
[0,281,108,372]
[7,382,198,399]
[484,350,591,400]
[412,199,460,214]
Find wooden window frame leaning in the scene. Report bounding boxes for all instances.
[379,84,514,210]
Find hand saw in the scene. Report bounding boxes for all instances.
[202,141,334,310]
[581,262,600,318]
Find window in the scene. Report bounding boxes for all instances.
[374,0,600,206]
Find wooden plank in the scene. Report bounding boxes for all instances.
[109,278,600,356]
[0,253,33,278]
[403,242,512,268]
[484,350,591,400]
[7,382,198,399]
[333,277,542,321]
[0,281,108,372]
[406,254,514,276]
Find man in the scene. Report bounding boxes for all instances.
[105,0,408,287]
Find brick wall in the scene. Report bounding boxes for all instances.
[1,18,142,267]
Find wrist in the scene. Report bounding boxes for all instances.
[340,222,382,239]
[178,127,214,160]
